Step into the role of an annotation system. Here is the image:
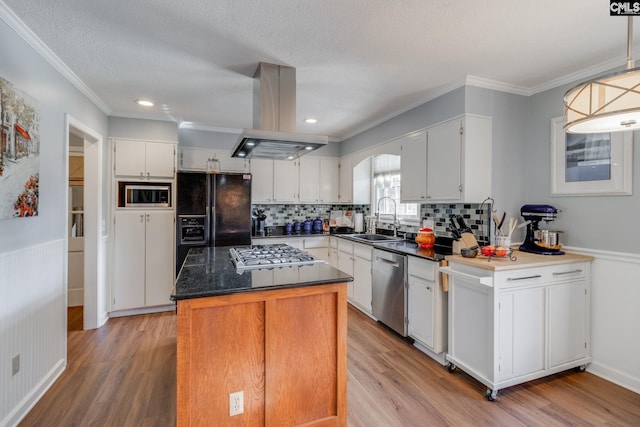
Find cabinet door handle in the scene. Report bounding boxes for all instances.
[552,269,583,276]
[507,274,542,281]
[146,214,150,222]
[375,257,400,268]
[139,172,144,177]
[139,214,144,222]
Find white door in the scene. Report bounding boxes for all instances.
[144,211,175,306]
[299,156,320,203]
[250,159,274,203]
[114,139,146,177]
[113,211,146,310]
[400,131,427,202]
[548,280,588,368]
[273,160,299,203]
[427,120,461,201]
[145,142,175,178]
[408,276,434,348]
[319,158,340,203]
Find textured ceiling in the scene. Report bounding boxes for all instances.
[2,0,636,140]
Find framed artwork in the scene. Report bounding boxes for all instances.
[0,76,40,218]
[551,116,632,196]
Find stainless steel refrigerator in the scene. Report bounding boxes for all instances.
[176,172,252,273]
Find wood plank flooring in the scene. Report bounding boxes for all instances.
[19,305,640,426]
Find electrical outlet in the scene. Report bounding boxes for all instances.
[12,354,20,376]
[229,391,244,416]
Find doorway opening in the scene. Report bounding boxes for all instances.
[66,115,105,330]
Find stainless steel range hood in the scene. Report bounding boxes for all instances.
[232,63,328,160]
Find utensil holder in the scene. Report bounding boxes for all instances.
[495,235,512,248]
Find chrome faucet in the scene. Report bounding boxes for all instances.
[376,197,399,237]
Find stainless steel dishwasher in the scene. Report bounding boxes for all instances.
[372,248,407,336]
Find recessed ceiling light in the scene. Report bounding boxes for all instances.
[136,99,154,107]
[304,118,317,124]
[237,152,246,157]
[304,146,314,150]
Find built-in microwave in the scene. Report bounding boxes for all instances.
[119,182,171,207]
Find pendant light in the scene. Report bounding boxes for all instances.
[564,16,640,133]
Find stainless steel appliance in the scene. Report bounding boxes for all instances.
[176,172,252,273]
[519,204,565,255]
[230,244,325,271]
[120,183,171,207]
[372,248,408,336]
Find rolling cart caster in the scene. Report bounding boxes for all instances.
[486,388,497,401]
[574,364,587,373]
[447,363,456,373]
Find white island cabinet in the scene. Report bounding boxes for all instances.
[441,251,593,400]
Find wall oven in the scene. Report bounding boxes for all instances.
[118,182,171,208]
[179,215,207,245]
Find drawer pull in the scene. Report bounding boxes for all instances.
[507,275,542,281]
[552,269,583,276]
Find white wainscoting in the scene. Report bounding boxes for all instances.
[565,246,640,394]
[0,240,66,427]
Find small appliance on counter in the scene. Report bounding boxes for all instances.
[519,204,564,255]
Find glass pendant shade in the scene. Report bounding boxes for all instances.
[564,67,640,133]
[564,16,640,134]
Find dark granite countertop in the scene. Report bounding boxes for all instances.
[171,246,353,301]
[333,235,452,263]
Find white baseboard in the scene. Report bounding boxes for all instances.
[1,359,65,427]
[588,361,640,395]
[108,304,176,318]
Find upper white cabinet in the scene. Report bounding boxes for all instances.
[400,115,492,203]
[299,157,340,204]
[399,131,428,201]
[178,147,249,173]
[250,159,274,203]
[273,159,299,203]
[338,158,353,204]
[113,139,176,179]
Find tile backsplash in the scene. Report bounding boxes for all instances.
[252,202,492,244]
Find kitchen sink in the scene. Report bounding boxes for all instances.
[346,234,405,242]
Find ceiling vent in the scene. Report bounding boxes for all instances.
[231,63,328,160]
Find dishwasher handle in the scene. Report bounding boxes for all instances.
[375,256,400,268]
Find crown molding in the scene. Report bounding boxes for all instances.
[178,122,242,134]
[464,75,531,96]
[0,1,111,114]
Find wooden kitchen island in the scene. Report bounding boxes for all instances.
[171,246,352,427]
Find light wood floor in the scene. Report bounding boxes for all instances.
[19,305,640,426]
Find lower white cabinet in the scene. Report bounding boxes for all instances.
[407,256,447,356]
[113,210,175,311]
[329,237,338,268]
[336,238,373,316]
[444,258,592,400]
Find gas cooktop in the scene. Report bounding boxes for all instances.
[230,244,326,271]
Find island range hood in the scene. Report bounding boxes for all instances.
[231,63,328,160]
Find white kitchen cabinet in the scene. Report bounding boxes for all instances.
[250,159,299,203]
[407,256,447,358]
[337,239,355,301]
[400,131,428,201]
[338,158,353,204]
[303,236,330,262]
[299,156,320,203]
[352,242,373,315]
[178,147,249,173]
[113,210,175,311]
[250,159,274,203]
[113,138,176,179]
[335,238,373,317]
[299,156,340,204]
[443,255,592,400]
[329,237,338,268]
[400,115,492,203]
[273,159,299,203]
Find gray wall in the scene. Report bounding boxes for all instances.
[528,82,640,253]
[0,18,108,253]
[109,116,178,141]
[340,87,465,156]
